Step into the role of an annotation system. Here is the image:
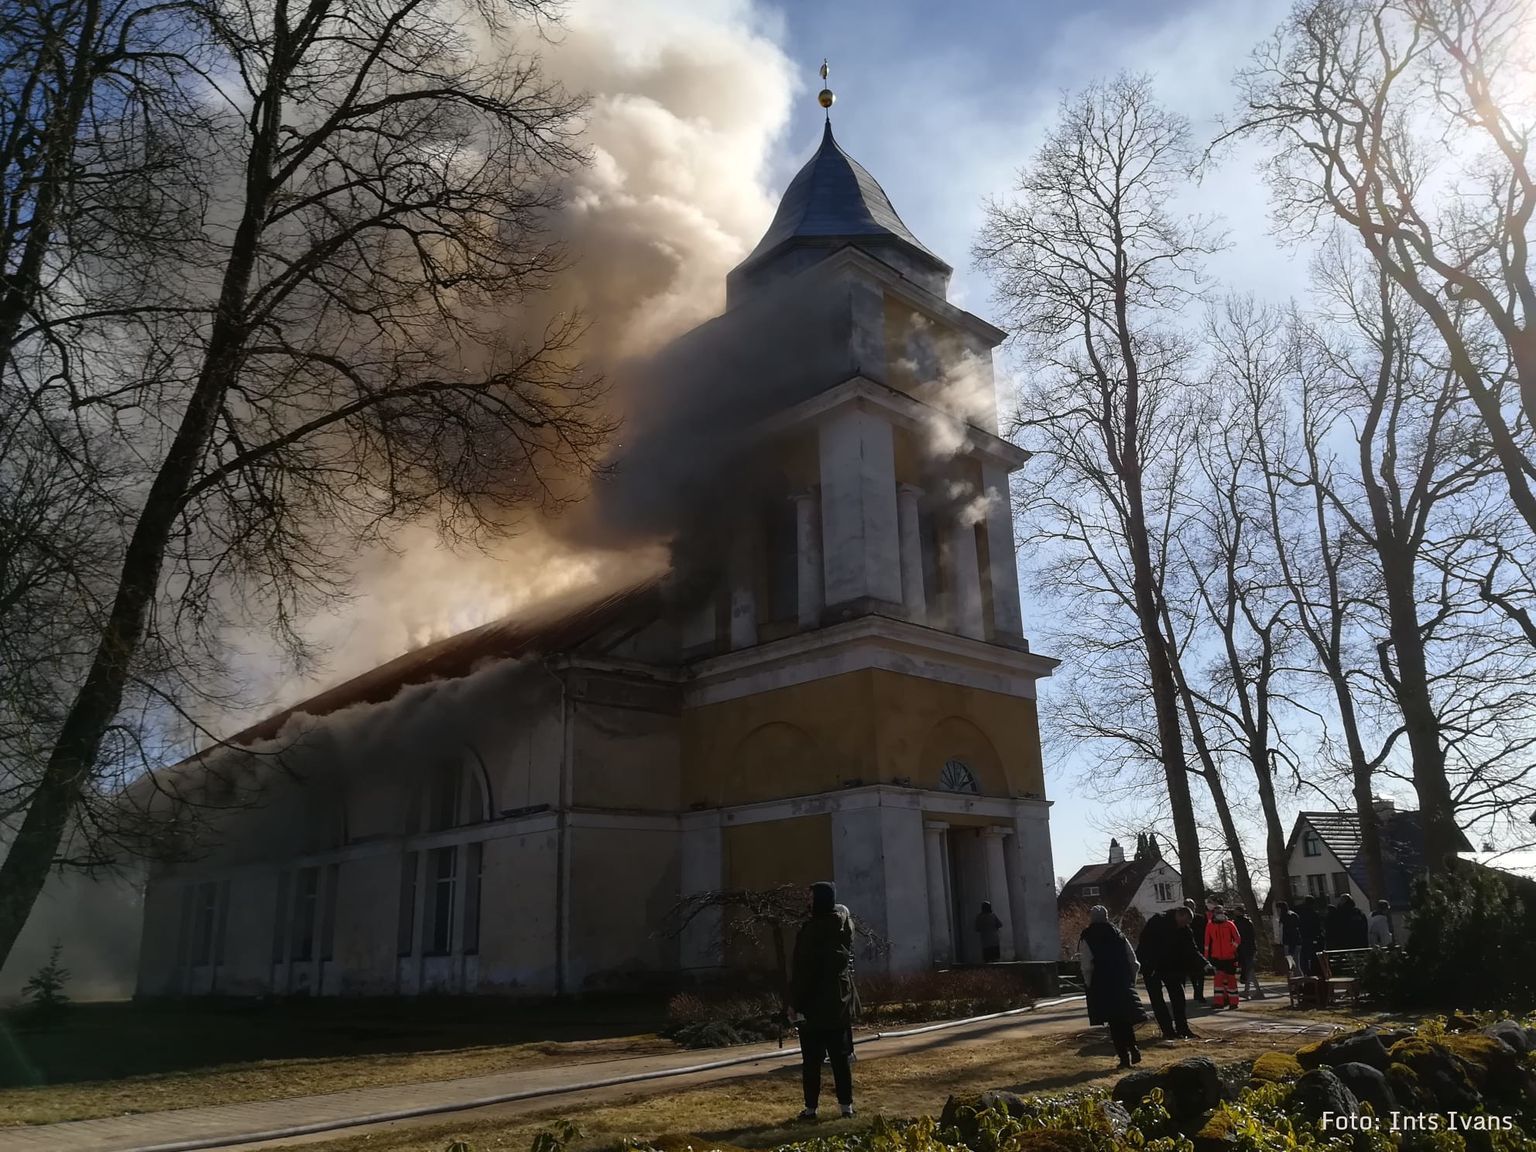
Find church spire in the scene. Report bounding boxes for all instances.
[817,59,835,118]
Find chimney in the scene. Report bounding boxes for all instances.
[1371,796,1395,819]
[1108,838,1125,865]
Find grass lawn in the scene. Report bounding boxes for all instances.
[0,997,672,1127]
[297,1009,1329,1152]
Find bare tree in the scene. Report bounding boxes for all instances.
[976,74,1223,902]
[1229,0,1536,544]
[0,0,610,970]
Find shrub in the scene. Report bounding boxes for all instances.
[1360,863,1536,1010]
[662,989,783,1049]
[858,967,1034,1023]
[20,944,70,1023]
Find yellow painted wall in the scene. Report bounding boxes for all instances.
[722,814,832,968]
[681,670,1045,806]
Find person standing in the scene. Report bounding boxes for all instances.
[1330,893,1368,949]
[1078,905,1145,1069]
[1186,898,1210,1003]
[975,901,1003,964]
[1276,901,1303,974]
[1137,906,1210,1040]
[1204,904,1243,1009]
[1298,895,1323,975]
[791,882,858,1121]
[1232,908,1263,999]
[1368,900,1394,948]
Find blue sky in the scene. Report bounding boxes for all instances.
[753,0,1319,883]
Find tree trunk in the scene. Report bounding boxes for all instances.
[1378,548,1460,869]
[1251,744,1290,915]
[0,78,281,970]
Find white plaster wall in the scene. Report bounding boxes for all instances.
[819,408,901,609]
[135,879,185,997]
[570,696,679,812]
[331,855,399,995]
[680,815,724,969]
[831,806,891,969]
[566,825,679,989]
[217,871,280,995]
[1010,806,1060,962]
[476,829,560,994]
[878,805,932,974]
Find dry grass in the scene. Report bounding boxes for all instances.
[297,1014,1321,1152]
[0,1034,677,1128]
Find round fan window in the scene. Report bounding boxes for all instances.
[940,759,979,794]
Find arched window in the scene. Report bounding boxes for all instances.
[424,759,490,832]
[939,758,979,794]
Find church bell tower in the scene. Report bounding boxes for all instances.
[672,66,1061,978]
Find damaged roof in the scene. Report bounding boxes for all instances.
[219,575,665,750]
[733,121,949,278]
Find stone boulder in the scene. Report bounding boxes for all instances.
[1331,1062,1397,1119]
[1296,1029,1391,1071]
[1215,1060,1255,1102]
[1385,1038,1482,1113]
[1112,1057,1223,1121]
[1097,1101,1133,1136]
[1482,1020,1532,1056]
[1289,1068,1360,1126]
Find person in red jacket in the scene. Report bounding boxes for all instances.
[1204,904,1243,1009]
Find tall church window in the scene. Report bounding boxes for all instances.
[320,863,340,962]
[291,866,320,961]
[426,846,458,956]
[396,851,418,957]
[463,842,484,956]
[271,872,291,964]
[214,879,230,966]
[191,881,218,967]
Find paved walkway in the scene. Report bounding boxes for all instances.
[5,998,1334,1152]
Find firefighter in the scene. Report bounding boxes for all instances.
[1203,902,1243,1009]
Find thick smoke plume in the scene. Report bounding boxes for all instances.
[226,0,796,714]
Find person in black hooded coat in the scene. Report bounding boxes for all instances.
[1078,905,1145,1068]
[791,881,858,1120]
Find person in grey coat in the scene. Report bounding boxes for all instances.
[1368,900,1395,948]
[791,881,858,1121]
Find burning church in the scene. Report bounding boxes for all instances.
[134,91,1063,999]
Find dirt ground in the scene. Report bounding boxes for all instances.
[283,1000,1343,1152]
[0,998,672,1127]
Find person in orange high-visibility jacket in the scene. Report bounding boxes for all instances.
[1204,905,1243,1008]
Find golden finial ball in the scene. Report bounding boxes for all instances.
[818,88,835,109]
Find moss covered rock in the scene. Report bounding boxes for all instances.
[1252,1052,1305,1083]
[1296,1028,1391,1071]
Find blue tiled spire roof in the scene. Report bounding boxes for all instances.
[734,121,950,278]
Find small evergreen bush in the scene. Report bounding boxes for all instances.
[1361,863,1536,1010]
[21,944,71,1022]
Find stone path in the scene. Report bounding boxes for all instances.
[5,997,1334,1152]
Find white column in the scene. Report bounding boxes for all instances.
[728,534,757,650]
[794,490,823,629]
[1010,803,1059,961]
[946,518,985,639]
[924,821,953,965]
[897,484,926,623]
[819,407,902,609]
[982,463,1023,637]
[983,827,1017,961]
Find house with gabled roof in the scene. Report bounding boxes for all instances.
[1275,799,1473,942]
[1058,834,1183,927]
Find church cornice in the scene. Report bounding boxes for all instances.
[815,245,1007,345]
[684,612,1058,708]
[749,374,1030,472]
